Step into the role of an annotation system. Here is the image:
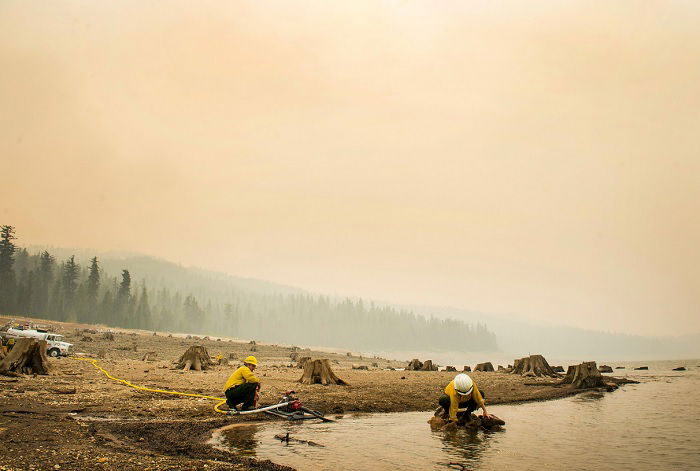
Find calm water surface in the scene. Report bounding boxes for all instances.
[219,360,700,470]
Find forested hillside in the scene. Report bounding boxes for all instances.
[0,226,497,352]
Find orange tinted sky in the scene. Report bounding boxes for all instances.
[2,1,699,336]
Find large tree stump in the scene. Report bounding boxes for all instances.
[0,338,51,376]
[175,345,215,371]
[463,365,471,372]
[421,360,438,371]
[511,354,558,377]
[474,362,494,372]
[406,359,423,371]
[561,362,608,389]
[298,359,349,385]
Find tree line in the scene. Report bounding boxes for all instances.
[0,226,497,352]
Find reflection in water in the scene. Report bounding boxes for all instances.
[220,424,261,457]
[435,426,495,470]
[217,363,700,471]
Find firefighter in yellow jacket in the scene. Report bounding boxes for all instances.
[223,356,260,411]
[439,373,491,422]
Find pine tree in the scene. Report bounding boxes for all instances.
[135,286,151,329]
[0,225,17,312]
[60,256,80,321]
[33,251,55,316]
[81,257,100,322]
[114,269,131,326]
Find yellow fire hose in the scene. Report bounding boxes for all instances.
[74,357,230,414]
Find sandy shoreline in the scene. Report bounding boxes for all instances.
[0,317,633,471]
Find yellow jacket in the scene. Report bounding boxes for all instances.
[224,365,260,391]
[444,380,484,421]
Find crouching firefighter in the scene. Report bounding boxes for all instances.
[224,355,260,411]
[439,373,491,423]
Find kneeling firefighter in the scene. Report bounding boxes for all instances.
[439,373,490,422]
[224,355,260,411]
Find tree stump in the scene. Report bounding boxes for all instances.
[250,345,257,352]
[463,365,471,372]
[0,338,51,376]
[297,356,311,369]
[102,332,115,341]
[175,345,215,371]
[552,365,565,373]
[421,360,438,371]
[290,352,299,361]
[474,362,494,372]
[298,359,349,385]
[228,352,237,360]
[142,351,158,361]
[445,366,457,372]
[561,361,608,389]
[511,355,558,377]
[599,365,613,373]
[406,359,423,371]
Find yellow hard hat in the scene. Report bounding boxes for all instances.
[244,355,258,366]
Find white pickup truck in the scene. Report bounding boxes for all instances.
[4,327,73,357]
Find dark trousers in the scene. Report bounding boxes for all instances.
[439,390,486,419]
[225,382,258,410]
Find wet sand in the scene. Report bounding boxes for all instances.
[0,317,632,470]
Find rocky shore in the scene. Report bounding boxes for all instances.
[0,317,634,471]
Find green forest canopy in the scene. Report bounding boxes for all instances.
[0,225,497,352]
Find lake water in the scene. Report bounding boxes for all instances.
[217,360,700,470]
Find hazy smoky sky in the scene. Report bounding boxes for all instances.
[2,1,699,336]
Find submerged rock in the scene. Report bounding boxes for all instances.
[672,367,686,371]
[599,365,613,373]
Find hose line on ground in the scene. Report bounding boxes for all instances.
[73,357,230,414]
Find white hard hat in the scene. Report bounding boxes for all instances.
[454,374,473,396]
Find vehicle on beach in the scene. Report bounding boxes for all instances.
[2,326,73,357]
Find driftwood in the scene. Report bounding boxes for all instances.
[274,433,324,447]
[406,359,423,371]
[0,338,51,376]
[175,345,215,371]
[511,355,558,377]
[421,360,438,371]
[561,362,609,389]
[474,362,494,372]
[298,359,348,385]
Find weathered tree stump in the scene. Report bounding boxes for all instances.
[0,338,51,376]
[228,352,237,360]
[102,332,115,341]
[552,365,565,373]
[297,356,311,369]
[474,362,494,372]
[421,360,438,371]
[142,351,158,361]
[599,365,613,373]
[463,365,471,372]
[445,366,457,372]
[298,359,349,385]
[175,345,215,371]
[561,361,608,389]
[250,345,257,352]
[511,355,558,377]
[290,352,299,361]
[406,359,423,371]
[218,357,229,366]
